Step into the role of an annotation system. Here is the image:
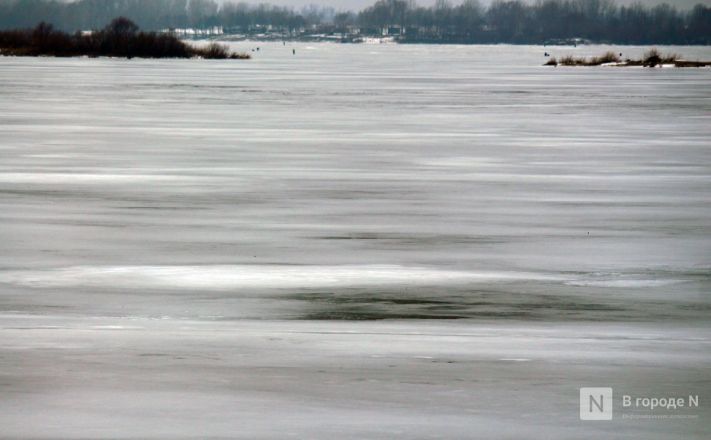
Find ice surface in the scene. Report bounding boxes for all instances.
[0,264,564,289]
[0,43,710,438]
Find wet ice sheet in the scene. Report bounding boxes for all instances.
[0,264,563,289]
[1,44,710,322]
[1,44,711,277]
[0,315,709,439]
[1,43,710,438]
[1,264,707,322]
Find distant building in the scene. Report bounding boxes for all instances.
[165,27,224,37]
[382,25,405,36]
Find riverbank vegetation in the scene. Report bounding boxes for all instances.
[0,18,249,59]
[544,49,710,67]
[0,0,710,45]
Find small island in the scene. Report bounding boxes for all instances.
[544,49,711,68]
[0,17,249,59]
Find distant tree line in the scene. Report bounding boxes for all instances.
[0,0,709,44]
[0,0,333,31]
[0,16,249,57]
[356,0,711,44]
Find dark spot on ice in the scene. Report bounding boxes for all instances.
[283,287,641,321]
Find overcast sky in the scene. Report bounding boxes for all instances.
[53,0,711,11]
[236,0,711,11]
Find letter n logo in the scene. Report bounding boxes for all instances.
[580,387,613,420]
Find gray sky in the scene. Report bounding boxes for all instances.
[243,0,711,11]
[56,0,711,11]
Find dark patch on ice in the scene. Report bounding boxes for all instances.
[317,232,504,245]
[300,311,468,320]
[120,206,202,210]
[284,288,631,321]
[489,90,534,95]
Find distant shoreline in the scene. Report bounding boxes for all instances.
[0,18,250,60]
[2,0,710,46]
[544,49,711,67]
[185,34,711,47]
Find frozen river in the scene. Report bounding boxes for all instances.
[1,43,710,438]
